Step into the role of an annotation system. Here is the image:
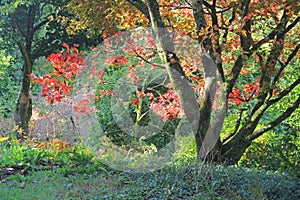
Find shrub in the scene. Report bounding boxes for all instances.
[239,123,300,177]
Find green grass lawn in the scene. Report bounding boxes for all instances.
[1,159,299,200]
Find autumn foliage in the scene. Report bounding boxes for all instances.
[29,0,299,164]
[31,43,85,104]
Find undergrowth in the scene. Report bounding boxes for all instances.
[0,138,299,200]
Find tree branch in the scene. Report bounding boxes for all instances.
[127,0,151,20]
[283,17,299,35]
[251,11,288,115]
[272,43,300,86]
[26,4,37,52]
[240,0,253,50]
[268,77,300,105]
[226,1,253,96]
[250,96,300,140]
[133,49,164,69]
[203,0,231,12]
[225,55,244,96]
[222,107,246,144]
[33,17,51,33]
[9,12,26,38]
[191,0,210,47]
[250,11,290,52]
[210,0,225,82]
[146,0,205,157]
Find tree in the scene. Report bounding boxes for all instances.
[63,0,299,164]
[0,0,102,138]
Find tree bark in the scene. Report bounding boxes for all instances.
[14,42,33,139]
[145,0,201,145]
[145,0,226,160]
[191,0,225,160]
[11,5,37,138]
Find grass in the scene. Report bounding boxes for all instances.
[0,159,299,200]
[0,138,299,199]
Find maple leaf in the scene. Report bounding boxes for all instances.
[31,44,85,104]
[149,89,184,121]
[130,98,140,106]
[62,43,70,52]
[105,55,129,66]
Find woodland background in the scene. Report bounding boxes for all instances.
[0,0,299,199]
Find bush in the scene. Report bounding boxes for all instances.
[94,54,180,150]
[239,123,300,177]
[0,50,20,118]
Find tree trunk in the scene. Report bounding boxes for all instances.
[221,137,252,165]
[11,5,37,139]
[14,42,33,139]
[145,0,224,161]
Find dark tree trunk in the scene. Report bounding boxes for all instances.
[11,5,37,138]
[14,40,33,138]
[221,137,252,165]
[14,60,33,139]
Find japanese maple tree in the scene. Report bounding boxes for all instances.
[58,0,299,164]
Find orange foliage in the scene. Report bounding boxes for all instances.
[36,138,71,151]
[47,0,298,119]
[31,43,85,104]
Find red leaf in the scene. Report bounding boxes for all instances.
[130,98,140,106]
[62,43,70,52]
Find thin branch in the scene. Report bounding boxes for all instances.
[33,19,49,32]
[240,0,253,50]
[272,43,300,86]
[183,0,192,7]
[250,11,289,52]
[283,17,299,35]
[17,22,27,38]
[251,12,288,115]
[225,55,244,96]
[222,107,246,144]
[203,0,231,12]
[33,13,54,33]
[220,8,235,51]
[202,0,212,10]
[11,15,32,69]
[160,5,192,10]
[268,77,300,105]
[226,9,286,95]
[226,1,254,96]
[210,0,225,82]
[25,4,37,52]
[133,49,165,69]
[250,96,300,140]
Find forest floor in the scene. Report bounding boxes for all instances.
[0,158,299,200]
